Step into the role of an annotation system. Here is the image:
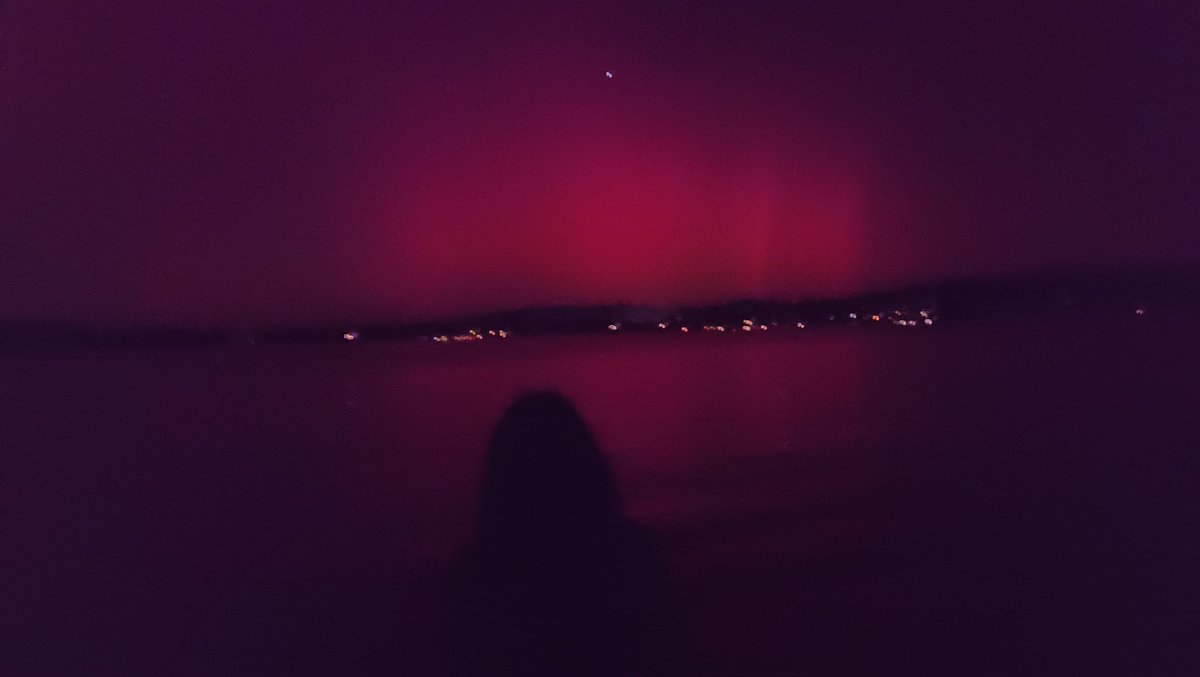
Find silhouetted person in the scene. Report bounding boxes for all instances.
[451,392,679,676]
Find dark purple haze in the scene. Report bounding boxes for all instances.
[2,2,1197,326]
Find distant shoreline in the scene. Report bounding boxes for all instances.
[3,266,1197,350]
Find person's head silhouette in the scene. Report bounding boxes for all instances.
[454,391,680,676]
[479,391,620,540]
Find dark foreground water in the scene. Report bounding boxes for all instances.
[5,315,1199,675]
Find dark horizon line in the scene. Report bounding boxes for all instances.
[3,261,1199,343]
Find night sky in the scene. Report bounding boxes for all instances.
[3,2,1198,327]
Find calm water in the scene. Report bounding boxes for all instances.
[5,316,1199,675]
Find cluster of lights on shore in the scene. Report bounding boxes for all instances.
[340,306,1151,344]
[429,328,511,343]
[338,304,1152,345]
[606,309,939,334]
[339,328,512,343]
[341,310,942,344]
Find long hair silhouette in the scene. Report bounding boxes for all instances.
[479,391,620,539]
[452,391,679,676]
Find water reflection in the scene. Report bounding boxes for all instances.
[6,322,1198,675]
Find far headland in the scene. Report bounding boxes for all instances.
[3,264,1197,350]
